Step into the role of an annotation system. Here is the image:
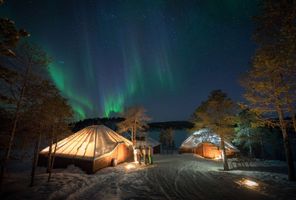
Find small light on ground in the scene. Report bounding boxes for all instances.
[214,155,221,160]
[237,178,259,189]
[243,179,259,187]
[125,163,136,170]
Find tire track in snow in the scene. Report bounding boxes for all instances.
[145,168,173,200]
[42,155,275,200]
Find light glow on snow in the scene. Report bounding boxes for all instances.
[237,178,259,189]
[243,179,259,187]
[125,163,136,170]
[214,154,222,160]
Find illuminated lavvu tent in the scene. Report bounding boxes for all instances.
[179,129,239,159]
[38,125,133,173]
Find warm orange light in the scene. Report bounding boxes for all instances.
[214,154,222,160]
[125,163,136,170]
[237,178,259,189]
[242,179,259,187]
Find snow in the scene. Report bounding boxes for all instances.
[1,154,296,200]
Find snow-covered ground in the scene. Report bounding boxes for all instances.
[1,154,296,200]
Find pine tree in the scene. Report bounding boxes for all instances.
[192,90,238,170]
[242,0,296,181]
[21,81,73,185]
[0,42,50,185]
[160,128,174,153]
[0,1,29,57]
[117,106,150,146]
[233,109,264,157]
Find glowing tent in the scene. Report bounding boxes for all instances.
[38,125,133,173]
[179,129,239,159]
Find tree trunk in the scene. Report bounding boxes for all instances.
[220,136,229,171]
[20,136,29,161]
[282,131,295,181]
[48,135,57,182]
[291,113,296,133]
[131,127,134,146]
[166,143,169,154]
[285,95,296,133]
[30,132,42,187]
[288,104,296,133]
[249,142,253,158]
[133,121,137,147]
[277,107,295,181]
[0,62,31,186]
[46,129,54,173]
[259,134,264,160]
[247,131,253,157]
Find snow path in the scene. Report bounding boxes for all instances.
[1,154,296,200]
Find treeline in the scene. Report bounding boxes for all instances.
[191,0,296,181]
[0,1,74,187]
[71,117,124,132]
[233,123,294,161]
[71,118,193,132]
[149,121,193,130]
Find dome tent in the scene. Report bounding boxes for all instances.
[38,125,133,173]
[179,129,239,159]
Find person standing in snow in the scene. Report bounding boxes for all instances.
[138,146,143,165]
[147,146,151,165]
[142,145,146,165]
[148,145,153,165]
[145,146,150,165]
[133,146,137,163]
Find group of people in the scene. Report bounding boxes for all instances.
[136,145,153,165]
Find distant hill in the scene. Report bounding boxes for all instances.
[70,117,124,132]
[149,121,193,130]
[70,117,193,132]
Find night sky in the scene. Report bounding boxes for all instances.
[1,0,259,121]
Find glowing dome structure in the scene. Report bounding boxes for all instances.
[38,125,133,173]
[179,129,239,159]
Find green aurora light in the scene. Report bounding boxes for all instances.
[48,64,93,119]
[10,0,258,120]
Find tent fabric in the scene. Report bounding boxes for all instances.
[133,133,161,154]
[136,137,161,148]
[146,137,161,147]
[180,129,239,152]
[40,125,133,160]
[124,132,161,148]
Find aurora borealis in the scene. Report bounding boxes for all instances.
[1,0,259,120]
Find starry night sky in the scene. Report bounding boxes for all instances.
[1,0,259,121]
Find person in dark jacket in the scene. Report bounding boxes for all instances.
[145,146,150,165]
[138,146,143,165]
[142,145,146,165]
[148,145,153,164]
